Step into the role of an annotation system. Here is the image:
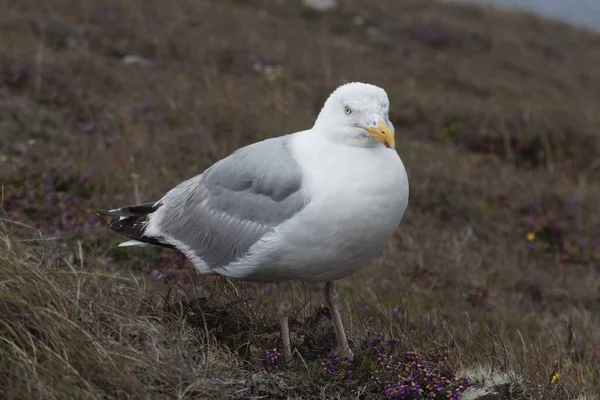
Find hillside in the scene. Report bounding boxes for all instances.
[1,0,600,398]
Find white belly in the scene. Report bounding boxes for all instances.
[234,131,409,282]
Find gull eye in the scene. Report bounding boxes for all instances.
[344,106,352,115]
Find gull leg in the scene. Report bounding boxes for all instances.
[324,281,354,359]
[277,282,292,361]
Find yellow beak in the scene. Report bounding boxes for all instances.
[361,119,395,149]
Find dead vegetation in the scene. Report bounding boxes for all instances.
[1,0,600,398]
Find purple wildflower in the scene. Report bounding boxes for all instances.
[324,333,469,398]
[265,284,274,296]
[265,348,281,372]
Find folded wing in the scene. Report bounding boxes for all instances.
[140,136,308,271]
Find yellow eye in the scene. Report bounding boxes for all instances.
[344,106,352,115]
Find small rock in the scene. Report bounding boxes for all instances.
[122,55,152,67]
[459,365,529,400]
[302,0,337,12]
[353,16,365,26]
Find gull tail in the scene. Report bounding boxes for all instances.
[96,202,174,249]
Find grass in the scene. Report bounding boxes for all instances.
[1,0,600,398]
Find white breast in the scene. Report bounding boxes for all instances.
[236,130,409,282]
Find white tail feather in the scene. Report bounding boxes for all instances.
[118,240,152,247]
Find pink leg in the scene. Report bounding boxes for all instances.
[277,282,292,361]
[324,281,354,358]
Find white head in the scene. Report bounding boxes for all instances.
[314,82,395,149]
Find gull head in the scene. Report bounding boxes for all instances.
[314,82,395,149]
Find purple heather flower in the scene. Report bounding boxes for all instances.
[67,115,78,127]
[525,242,534,252]
[484,304,496,313]
[10,65,30,83]
[323,358,336,374]
[80,171,94,183]
[265,284,274,296]
[149,269,162,280]
[149,114,168,124]
[84,123,96,133]
[265,348,281,372]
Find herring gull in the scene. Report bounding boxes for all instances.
[98,82,409,360]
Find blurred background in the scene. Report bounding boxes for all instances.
[1,0,599,399]
[452,0,600,31]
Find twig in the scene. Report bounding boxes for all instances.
[16,237,59,242]
[23,270,132,282]
[131,173,141,204]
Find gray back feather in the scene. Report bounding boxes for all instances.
[153,136,307,269]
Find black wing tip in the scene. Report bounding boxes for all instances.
[96,202,174,250]
[95,202,160,218]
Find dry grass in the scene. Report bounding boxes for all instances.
[2,0,600,398]
[0,222,325,399]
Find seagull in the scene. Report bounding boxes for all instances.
[98,82,409,360]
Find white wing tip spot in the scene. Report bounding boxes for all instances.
[118,240,151,247]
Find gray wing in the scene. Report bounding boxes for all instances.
[147,136,307,270]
